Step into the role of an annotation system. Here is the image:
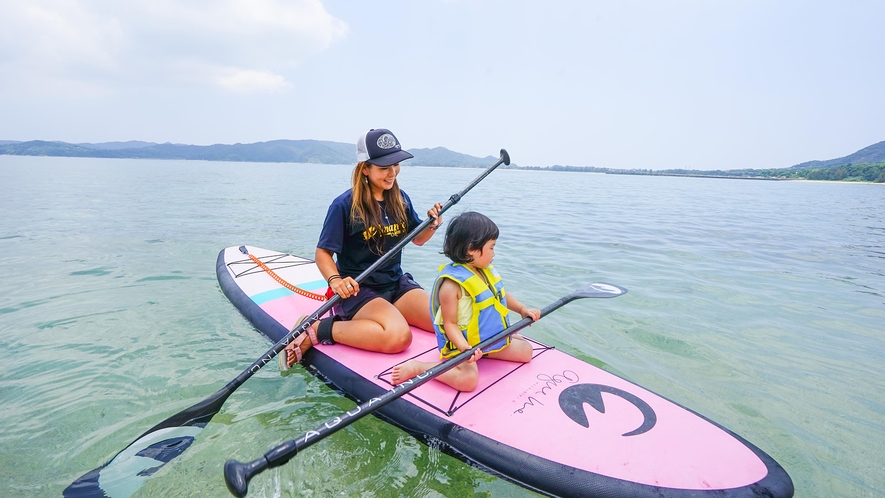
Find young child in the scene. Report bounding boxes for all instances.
[391,211,540,392]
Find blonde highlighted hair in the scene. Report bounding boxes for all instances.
[350,161,409,254]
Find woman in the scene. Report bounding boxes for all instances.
[282,128,442,369]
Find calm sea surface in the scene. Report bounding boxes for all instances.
[1,155,883,497]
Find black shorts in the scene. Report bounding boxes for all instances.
[334,273,423,320]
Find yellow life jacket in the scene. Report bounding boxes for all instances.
[431,263,510,359]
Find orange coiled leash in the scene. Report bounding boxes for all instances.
[245,251,327,302]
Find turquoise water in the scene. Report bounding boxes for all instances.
[1,155,883,497]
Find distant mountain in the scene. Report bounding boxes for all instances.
[0,140,101,157]
[1,139,159,150]
[0,139,502,167]
[0,139,355,164]
[407,147,504,167]
[77,140,157,150]
[791,140,885,169]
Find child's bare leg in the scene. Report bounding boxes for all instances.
[436,362,479,391]
[486,336,534,363]
[391,359,437,385]
[392,360,479,392]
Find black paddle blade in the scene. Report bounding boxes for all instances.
[65,387,229,496]
[64,424,205,497]
[500,149,510,165]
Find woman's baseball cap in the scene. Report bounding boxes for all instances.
[356,128,414,166]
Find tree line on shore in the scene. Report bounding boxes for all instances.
[521,161,885,183]
[654,162,885,182]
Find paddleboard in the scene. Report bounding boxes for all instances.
[217,245,793,498]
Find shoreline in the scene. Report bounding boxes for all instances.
[3,153,882,184]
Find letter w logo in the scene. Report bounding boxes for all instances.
[558,384,657,437]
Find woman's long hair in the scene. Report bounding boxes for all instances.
[350,161,409,254]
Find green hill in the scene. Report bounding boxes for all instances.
[407,147,502,167]
[791,140,885,169]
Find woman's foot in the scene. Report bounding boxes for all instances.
[391,360,425,386]
[280,316,318,371]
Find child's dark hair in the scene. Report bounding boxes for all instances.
[443,211,499,264]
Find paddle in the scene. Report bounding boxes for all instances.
[64,150,511,498]
[223,282,628,497]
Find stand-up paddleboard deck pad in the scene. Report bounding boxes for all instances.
[217,246,793,498]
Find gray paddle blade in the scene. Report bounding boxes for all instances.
[573,282,628,299]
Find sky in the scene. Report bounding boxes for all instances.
[1,0,883,170]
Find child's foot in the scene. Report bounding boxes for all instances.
[280,316,318,371]
[391,360,424,386]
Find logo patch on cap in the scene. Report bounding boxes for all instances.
[376,134,398,150]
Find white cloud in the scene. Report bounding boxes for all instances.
[0,0,123,70]
[0,0,347,94]
[214,67,291,93]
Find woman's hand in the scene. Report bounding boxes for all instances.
[332,276,359,299]
[414,202,444,246]
[427,202,443,231]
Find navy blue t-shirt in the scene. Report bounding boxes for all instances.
[317,189,423,289]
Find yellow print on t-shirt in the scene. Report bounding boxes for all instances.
[363,221,407,241]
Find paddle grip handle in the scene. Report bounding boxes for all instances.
[224,435,303,496]
[224,458,265,497]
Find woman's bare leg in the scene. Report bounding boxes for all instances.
[330,298,412,353]
[393,288,434,332]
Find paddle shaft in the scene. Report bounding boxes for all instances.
[224,284,624,497]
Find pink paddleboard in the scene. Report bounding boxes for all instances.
[217,246,793,498]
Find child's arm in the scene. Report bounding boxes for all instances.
[505,293,541,322]
[439,279,482,362]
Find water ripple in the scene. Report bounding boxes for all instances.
[0,158,882,497]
